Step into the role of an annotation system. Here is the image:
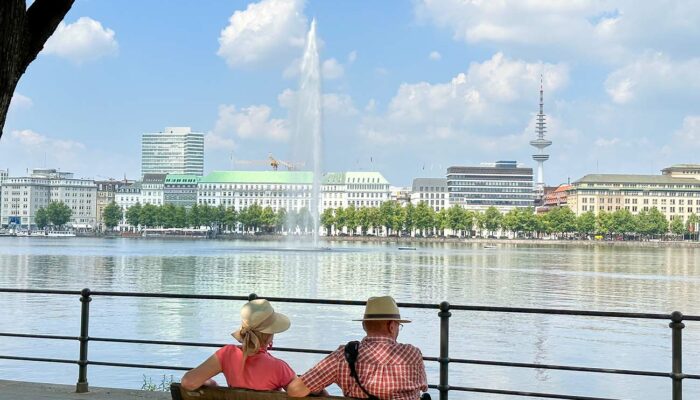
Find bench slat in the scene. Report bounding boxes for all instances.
[170,383,352,400]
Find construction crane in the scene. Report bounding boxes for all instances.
[233,153,305,171]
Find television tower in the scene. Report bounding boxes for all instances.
[530,75,551,196]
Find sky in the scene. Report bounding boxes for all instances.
[2,0,700,186]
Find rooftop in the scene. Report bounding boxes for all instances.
[573,174,700,186]
[165,174,201,184]
[200,171,313,184]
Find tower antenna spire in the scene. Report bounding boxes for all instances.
[530,73,552,197]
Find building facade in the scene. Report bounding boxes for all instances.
[141,173,167,206]
[0,169,97,229]
[568,165,700,223]
[411,178,448,211]
[321,172,390,210]
[198,171,313,212]
[95,179,131,229]
[537,184,572,213]
[141,126,204,176]
[115,182,142,228]
[446,161,534,212]
[164,174,201,208]
[390,186,412,207]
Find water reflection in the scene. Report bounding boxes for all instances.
[0,238,698,399]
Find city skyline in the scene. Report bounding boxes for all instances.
[1,1,699,187]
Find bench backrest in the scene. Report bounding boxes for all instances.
[170,383,352,400]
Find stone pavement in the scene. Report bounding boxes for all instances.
[0,380,169,399]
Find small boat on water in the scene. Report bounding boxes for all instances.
[398,247,417,251]
[483,245,497,249]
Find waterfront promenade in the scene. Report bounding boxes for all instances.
[0,380,167,399]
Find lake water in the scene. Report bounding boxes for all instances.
[0,238,699,399]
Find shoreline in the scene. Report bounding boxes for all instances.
[3,232,699,248]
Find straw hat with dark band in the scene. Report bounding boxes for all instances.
[353,296,411,323]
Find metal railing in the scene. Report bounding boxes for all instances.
[0,287,698,400]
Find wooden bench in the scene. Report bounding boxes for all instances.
[170,383,352,400]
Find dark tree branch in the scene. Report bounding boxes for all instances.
[0,0,74,138]
[23,0,75,73]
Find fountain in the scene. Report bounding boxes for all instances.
[291,19,323,248]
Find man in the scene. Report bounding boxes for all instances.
[287,296,428,400]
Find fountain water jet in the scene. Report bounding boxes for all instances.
[291,19,323,248]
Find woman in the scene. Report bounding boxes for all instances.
[181,299,296,391]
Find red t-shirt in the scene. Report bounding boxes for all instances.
[215,345,296,391]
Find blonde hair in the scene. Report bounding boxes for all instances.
[240,331,273,370]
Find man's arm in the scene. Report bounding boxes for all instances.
[287,348,342,397]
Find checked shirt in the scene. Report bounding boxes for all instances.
[301,336,427,400]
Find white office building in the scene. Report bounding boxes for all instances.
[141,173,166,206]
[196,171,391,213]
[322,172,391,209]
[447,161,534,212]
[141,126,204,176]
[115,182,142,228]
[0,169,97,229]
[411,178,449,211]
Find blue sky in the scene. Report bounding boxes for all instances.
[2,0,700,186]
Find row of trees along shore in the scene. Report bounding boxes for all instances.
[103,202,314,233]
[104,200,700,240]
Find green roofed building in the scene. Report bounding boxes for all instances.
[568,164,700,223]
[197,170,390,212]
[164,174,201,208]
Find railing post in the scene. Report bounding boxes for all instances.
[438,301,451,400]
[76,288,91,393]
[248,293,258,301]
[670,311,684,400]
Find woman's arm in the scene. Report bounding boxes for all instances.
[181,354,222,390]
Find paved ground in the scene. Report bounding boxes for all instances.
[0,380,169,399]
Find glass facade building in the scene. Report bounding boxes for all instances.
[141,127,204,176]
[447,161,534,211]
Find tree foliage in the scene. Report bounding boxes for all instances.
[102,201,122,229]
[46,201,72,227]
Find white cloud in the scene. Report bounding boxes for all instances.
[9,93,33,113]
[9,129,85,151]
[217,0,307,68]
[44,17,118,63]
[347,50,357,63]
[213,104,289,142]
[204,132,237,151]
[322,58,344,80]
[360,52,568,146]
[594,137,622,148]
[674,116,700,147]
[415,1,700,62]
[605,52,700,104]
[429,51,441,60]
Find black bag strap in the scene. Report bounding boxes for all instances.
[344,341,380,400]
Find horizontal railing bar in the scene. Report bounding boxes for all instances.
[90,337,226,348]
[89,336,683,379]
[88,360,191,371]
[0,288,81,295]
[89,337,336,355]
[89,291,251,301]
[0,355,79,364]
[4,288,700,320]
[449,385,622,400]
[449,305,671,320]
[450,358,669,378]
[0,332,78,341]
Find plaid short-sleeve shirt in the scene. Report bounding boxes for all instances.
[301,336,427,400]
